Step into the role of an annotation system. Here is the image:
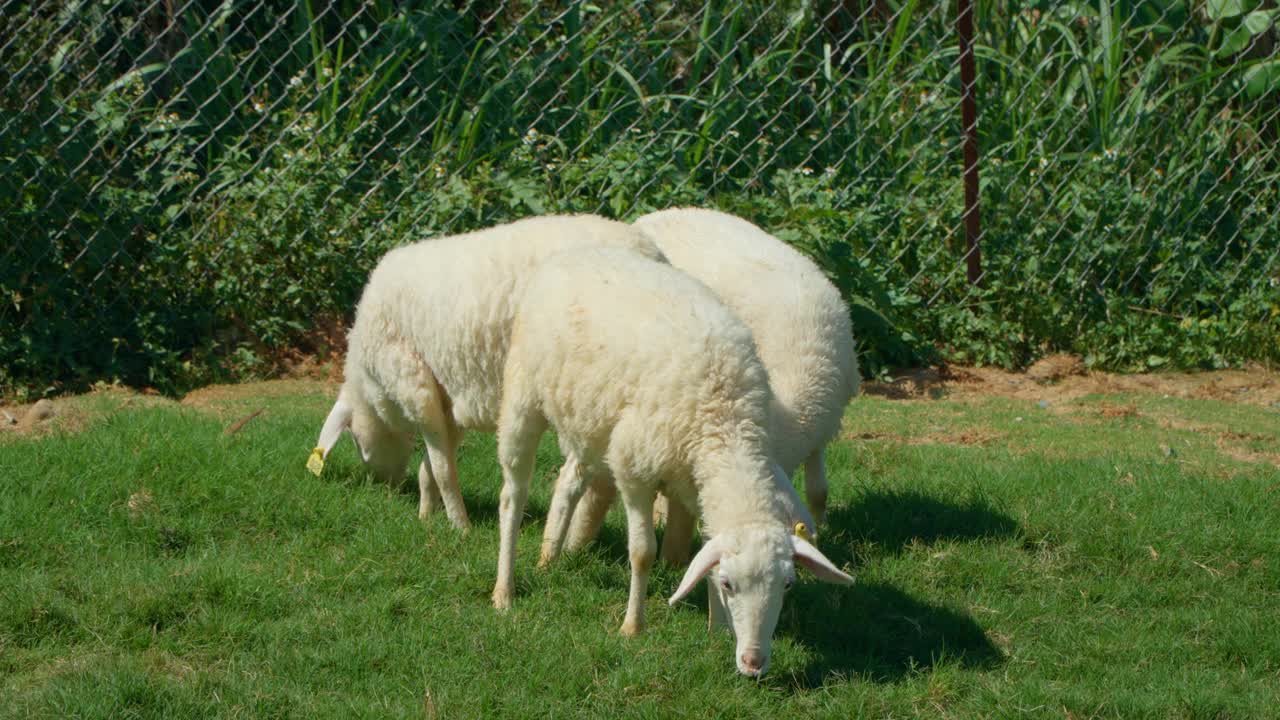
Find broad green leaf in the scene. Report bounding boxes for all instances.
[1243,9,1278,34]
[1243,59,1280,98]
[1216,26,1255,56]
[1206,0,1253,19]
[49,40,78,74]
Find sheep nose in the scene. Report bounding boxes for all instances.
[740,649,765,675]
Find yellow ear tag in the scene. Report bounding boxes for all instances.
[306,447,326,476]
[793,521,812,543]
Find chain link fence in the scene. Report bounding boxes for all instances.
[2,1,1278,395]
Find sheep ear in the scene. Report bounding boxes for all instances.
[773,461,816,540]
[317,399,354,458]
[792,535,855,586]
[669,536,724,605]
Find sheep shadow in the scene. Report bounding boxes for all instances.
[770,579,1004,688]
[558,487,1021,592]
[758,487,1018,685]
[825,487,1020,560]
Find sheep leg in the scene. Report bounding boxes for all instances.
[804,446,829,526]
[425,431,470,533]
[619,488,657,637]
[539,456,589,567]
[417,459,443,517]
[653,494,669,526]
[658,495,695,566]
[492,413,545,611]
[565,475,617,553]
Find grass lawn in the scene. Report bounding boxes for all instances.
[2,377,1278,718]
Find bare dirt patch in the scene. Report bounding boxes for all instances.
[845,427,1003,448]
[1152,415,1280,469]
[180,378,336,418]
[1098,403,1140,419]
[2,377,336,440]
[1024,353,1085,383]
[0,384,174,440]
[864,360,1280,408]
[1214,441,1280,469]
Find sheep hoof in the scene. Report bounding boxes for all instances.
[492,588,513,611]
[620,618,644,637]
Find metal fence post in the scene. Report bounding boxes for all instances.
[958,0,983,286]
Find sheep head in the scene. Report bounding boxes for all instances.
[314,389,414,485]
[668,525,853,677]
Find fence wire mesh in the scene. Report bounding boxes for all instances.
[2,0,1278,394]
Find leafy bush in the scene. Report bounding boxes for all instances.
[1,0,1277,398]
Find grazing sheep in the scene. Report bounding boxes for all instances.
[493,247,853,677]
[557,208,860,562]
[310,215,664,531]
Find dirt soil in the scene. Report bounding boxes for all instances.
[863,356,1280,408]
[4,356,1277,440]
[180,378,337,417]
[0,378,338,439]
[0,384,175,439]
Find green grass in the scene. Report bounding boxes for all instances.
[2,384,1278,718]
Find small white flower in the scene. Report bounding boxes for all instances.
[800,166,813,176]
[545,162,557,171]
[824,166,837,176]
[290,76,303,88]
[433,164,445,179]
[1038,157,1049,169]
[1104,147,1118,160]
[253,100,266,113]
[727,129,740,138]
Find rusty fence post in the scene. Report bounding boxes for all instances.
[958,0,983,286]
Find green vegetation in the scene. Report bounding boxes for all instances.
[2,0,1278,397]
[3,383,1278,717]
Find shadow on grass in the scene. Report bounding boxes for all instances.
[826,488,1020,559]
[773,579,1003,687]
[760,488,1016,685]
[523,485,1015,685]
[557,488,1020,591]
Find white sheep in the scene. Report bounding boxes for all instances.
[555,208,860,561]
[493,247,853,677]
[310,214,664,531]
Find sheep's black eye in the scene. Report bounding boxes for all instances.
[720,578,734,594]
[784,577,794,591]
